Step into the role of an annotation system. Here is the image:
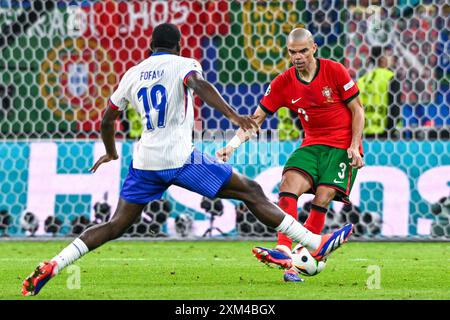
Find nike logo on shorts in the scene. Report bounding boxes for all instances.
[291,97,302,104]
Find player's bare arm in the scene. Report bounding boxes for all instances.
[346,96,365,169]
[186,72,258,132]
[216,106,267,162]
[89,106,121,173]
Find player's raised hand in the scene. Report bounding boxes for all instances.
[230,114,259,133]
[347,146,364,169]
[216,145,235,162]
[90,153,119,173]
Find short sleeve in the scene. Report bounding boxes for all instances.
[109,69,133,111]
[259,75,285,115]
[181,59,203,85]
[334,62,360,103]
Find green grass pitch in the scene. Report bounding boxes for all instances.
[1,241,449,300]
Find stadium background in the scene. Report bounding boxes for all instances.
[0,0,448,240]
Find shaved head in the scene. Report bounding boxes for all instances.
[286,27,317,74]
[288,28,314,45]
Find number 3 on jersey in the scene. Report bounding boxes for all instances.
[137,85,167,130]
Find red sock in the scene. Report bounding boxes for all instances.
[277,193,298,250]
[304,204,327,234]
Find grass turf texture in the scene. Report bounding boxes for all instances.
[1,241,449,300]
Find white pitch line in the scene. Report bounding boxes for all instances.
[0,258,147,262]
[2,258,447,262]
[0,257,212,262]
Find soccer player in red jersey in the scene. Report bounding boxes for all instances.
[218,28,365,282]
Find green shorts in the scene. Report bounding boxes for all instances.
[284,145,359,204]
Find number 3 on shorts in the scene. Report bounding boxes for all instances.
[338,162,346,179]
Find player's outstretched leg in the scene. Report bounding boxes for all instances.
[216,172,353,268]
[22,198,145,296]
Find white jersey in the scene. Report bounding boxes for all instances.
[109,52,202,170]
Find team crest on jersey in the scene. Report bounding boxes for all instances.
[322,86,334,103]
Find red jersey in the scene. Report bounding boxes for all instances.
[260,58,362,153]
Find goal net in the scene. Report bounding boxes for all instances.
[0,0,448,240]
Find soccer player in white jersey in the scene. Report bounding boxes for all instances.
[22,23,353,296]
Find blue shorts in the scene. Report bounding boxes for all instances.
[120,149,233,204]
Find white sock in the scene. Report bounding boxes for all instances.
[275,215,321,252]
[51,238,89,275]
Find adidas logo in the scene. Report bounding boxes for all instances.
[324,230,346,255]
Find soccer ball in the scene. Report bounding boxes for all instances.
[291,244,327,276]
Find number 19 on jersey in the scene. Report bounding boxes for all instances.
[137,85,168,130]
